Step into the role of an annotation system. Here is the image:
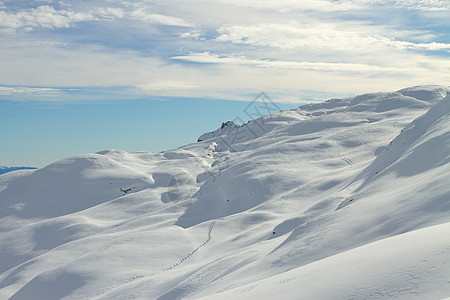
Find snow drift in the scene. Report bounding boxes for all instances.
[0,85,449,300]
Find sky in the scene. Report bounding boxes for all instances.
[0,0,449,167]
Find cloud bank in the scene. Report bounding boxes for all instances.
[0,0,448,103]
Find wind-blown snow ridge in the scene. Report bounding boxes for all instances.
[1,85,449,300]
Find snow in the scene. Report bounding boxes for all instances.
[196,221,450,300]
[0,85,449,299]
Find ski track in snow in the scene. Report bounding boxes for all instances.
[165,221,216,271]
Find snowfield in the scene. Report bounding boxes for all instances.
[0,86,449,299]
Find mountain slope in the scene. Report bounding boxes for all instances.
[0,86,449,300]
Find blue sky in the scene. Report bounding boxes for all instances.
[1,96,295,167]
[0,0,449,167]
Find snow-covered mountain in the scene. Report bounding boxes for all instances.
[0,86,449,300]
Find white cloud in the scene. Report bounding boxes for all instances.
[0,0,448,103]
[215,0,450,12]
[215,22,450,53]
[129,9,193,27]
[352,0,450,10]
[0,5,96,31]
[216,0,358,12]
[95,7,126,19]
[0,40,203,94]
[138,80,198,91]
[395,41,450,51]
[0,86,64,97]
[0,4,193,32]
[172,52,400,73]
[180,30,204,40]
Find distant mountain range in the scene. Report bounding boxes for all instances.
[0,166,37,175]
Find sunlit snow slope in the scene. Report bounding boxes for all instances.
[0,86,449,300]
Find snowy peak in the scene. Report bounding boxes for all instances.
[397,85,449,101]
[197,121,240,142]
[298,85,448,115]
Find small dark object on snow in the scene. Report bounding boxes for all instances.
[120,187,132,193]
[272,231,276,235]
